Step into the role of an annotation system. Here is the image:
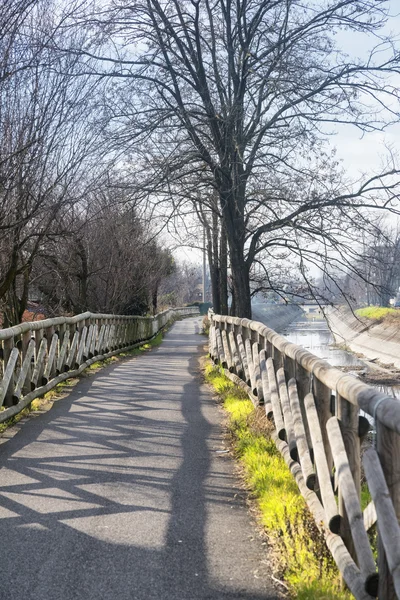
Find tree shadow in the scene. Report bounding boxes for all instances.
[0,319,280,599]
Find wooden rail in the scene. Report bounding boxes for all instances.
[209,312,400,599]
[0,307,199,423]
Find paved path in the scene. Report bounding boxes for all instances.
[0,317,281,600]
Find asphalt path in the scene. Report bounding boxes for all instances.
[0,317,281,600]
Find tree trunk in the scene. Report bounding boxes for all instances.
[2,266,31,327]
[230,244,251,318]
[219,185,252,319]
[210,210,221,313]
[152,285,158,315]
[219,224,228,314]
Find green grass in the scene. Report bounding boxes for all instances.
[204,362,352,599]
[356,306,399,320]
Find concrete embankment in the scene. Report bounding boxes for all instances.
[252,304,303,332]
[327,307,400,369]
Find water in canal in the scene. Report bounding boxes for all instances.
[280,314,400,399]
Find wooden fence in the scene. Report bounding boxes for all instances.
[209,312,400,600]
[0,307,199,424]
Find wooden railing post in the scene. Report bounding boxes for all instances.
[272,347,283,371]
[21,330,33,396]
[313,377,333,472]
[337,394,360,565]
[284,354,296,380]
[377,422,400,599]
[3,337,15,407]
[295,363,313,457]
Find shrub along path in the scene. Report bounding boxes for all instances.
[0,317,281,600]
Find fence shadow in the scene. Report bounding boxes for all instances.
[0,319,279,599]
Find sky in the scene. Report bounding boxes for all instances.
[173,1,400,265]
[327,1,400,179]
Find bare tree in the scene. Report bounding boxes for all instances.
[35,185,176,316]
[60,0,400,317]
[0,1,108,325]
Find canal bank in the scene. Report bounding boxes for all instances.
[327,307,400,371]
[257,309,400,399]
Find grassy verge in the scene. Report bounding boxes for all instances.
[356,306,400,322]
[204,362,352,600]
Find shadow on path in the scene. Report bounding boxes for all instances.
[0,318,280,600]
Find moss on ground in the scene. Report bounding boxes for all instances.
[356,306,400,321]
[204,362,352,599]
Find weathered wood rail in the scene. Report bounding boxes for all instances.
[209,312,400,600]
[0,307,198,423]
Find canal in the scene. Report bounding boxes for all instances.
[279,313,400,400]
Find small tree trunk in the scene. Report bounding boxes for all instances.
[219,224,228,314]
[152,285,158,315]
[205,210,221,313]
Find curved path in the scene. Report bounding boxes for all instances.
[0,317,281,600]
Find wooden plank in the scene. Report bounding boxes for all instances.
[376,422,400,600]
[0,348,19,407]
[31,339,47,389]
[295,363,313,458]
[215,328,227,368]
[363,445,400,598]
[253,343,263,404]
[42,334,58,385]
[277,368,297,461]
[12,340,36,403]
[21,330,33,395]
[273,431,372,600]
[228,331,243,378]
[221,330,233,372]
[363,501,376,533]
[65,331,79,371]
[337,393,361,568]
[84,325,94,360]
[327,417,378,596]
[56,331,70,374]
[3,337,16,407]
[313,377,334,472]
[237,334,250,385]
[266,357,285,439]
[75,326,88,368]
[245,338,257,396]
[288,378,315,490]
[95,324,106,355]
[209,324,216,361]
[259,350,273,419]
[304,392,340,534]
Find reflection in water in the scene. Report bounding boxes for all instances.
[281,316,400,400]
[281,317,363,368]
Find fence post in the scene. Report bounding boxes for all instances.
[272,347,283,371]
[337,394,360,566]
[21,329,33,396]
[295,363,313,457]
[376,421,400,600]
[313,377,333,472]
[3,337,15,407]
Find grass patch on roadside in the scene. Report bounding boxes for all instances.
[356,306,400,321]
[0,408,31,433]
[204,362,351,600]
